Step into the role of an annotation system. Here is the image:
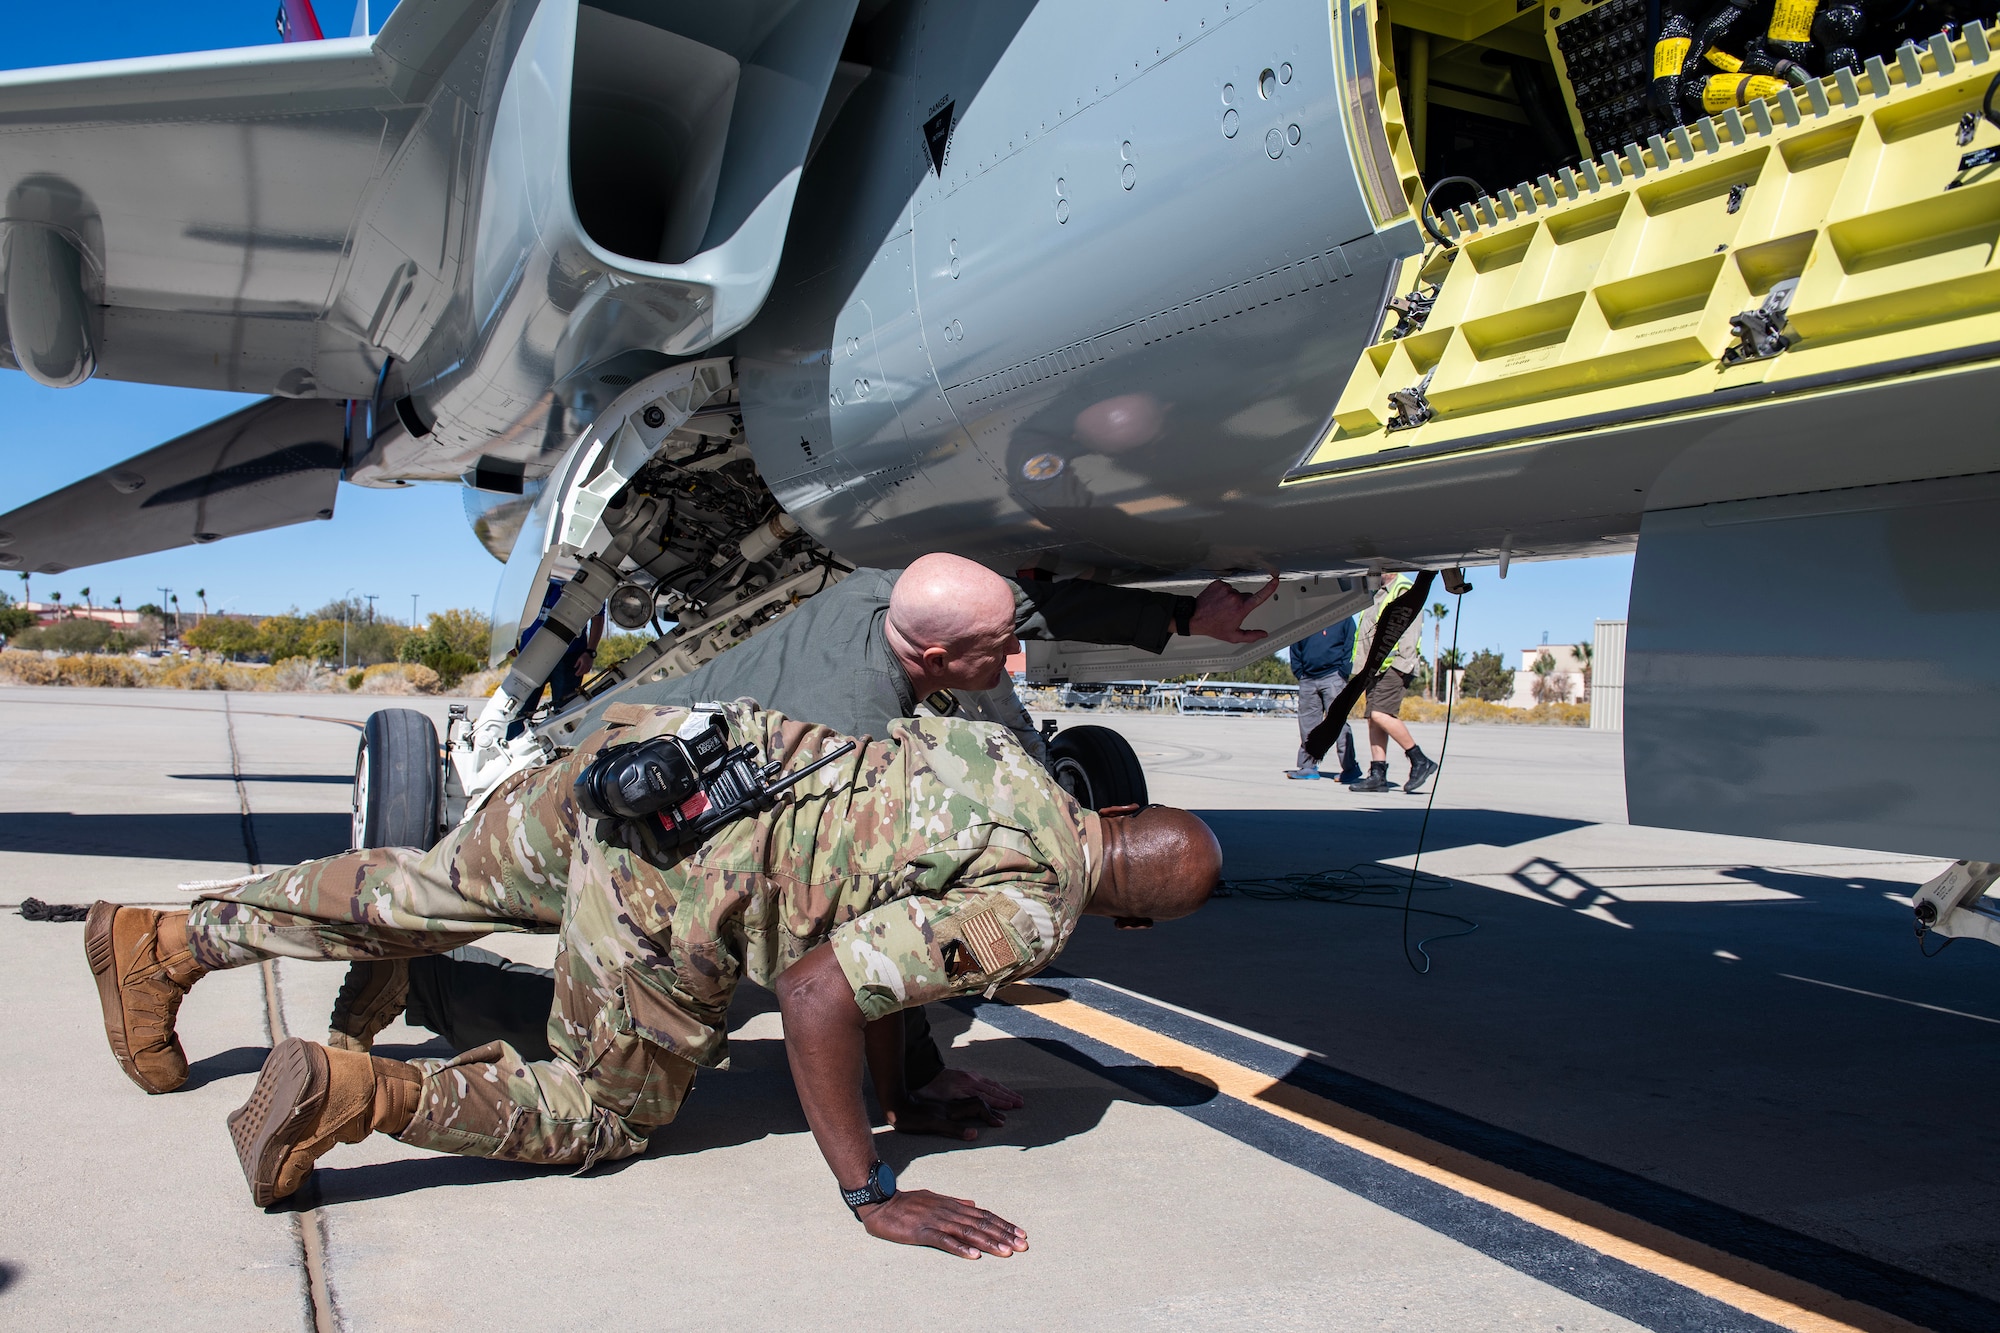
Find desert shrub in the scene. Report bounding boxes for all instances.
[0,651,157,687]
[154,661,268,691]
[452,666,507,698]
[12,619,134,653]
[268,657,332,692]
[359,662,442,695]
[1398,698,1588,726]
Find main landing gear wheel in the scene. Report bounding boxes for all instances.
[1047,724,1149,811]
[352,709,443,851]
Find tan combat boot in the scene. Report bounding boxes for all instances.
[228,1037,422,1206]
[85,902,209,1094]
[326,959,410,1053]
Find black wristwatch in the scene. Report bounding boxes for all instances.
[1172,595,1197,637]
[841,1160,897,1213]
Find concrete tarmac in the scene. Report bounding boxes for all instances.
[2,687,1996,1331]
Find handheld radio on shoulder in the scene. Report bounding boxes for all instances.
[573,714,855,849]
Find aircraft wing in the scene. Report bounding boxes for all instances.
[0,396,347,575]
[0,1,500,399]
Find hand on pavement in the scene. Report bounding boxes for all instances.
[917,1066,1026,1110]
[859,1188,1029,1258]
[1188,574,1279,642]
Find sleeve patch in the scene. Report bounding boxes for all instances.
[955,907,1023,973]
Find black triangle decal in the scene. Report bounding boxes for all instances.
[923,100,954,177]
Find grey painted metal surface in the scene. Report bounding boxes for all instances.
[1589,619,1625,733]
[1625,476,2000,860]
[0,0,850,488]
[0,398,346,574]
[742,0,1420,580]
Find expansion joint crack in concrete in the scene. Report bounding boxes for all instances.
[230,695,341,1333]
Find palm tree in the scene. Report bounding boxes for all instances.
[51,591,63,618]
[18,571,29,606]
[79,586,91,615]
[1530,650,1557,704]
[196,588,207,623]
[1428,601,1450,698]
[1571,640,1594,701]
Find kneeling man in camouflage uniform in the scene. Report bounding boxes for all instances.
[84,701,1219,1258]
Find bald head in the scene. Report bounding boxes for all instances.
[884,553,1019,692]
[1087,807,1222,925]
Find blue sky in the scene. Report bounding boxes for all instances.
[1,3,1632,647]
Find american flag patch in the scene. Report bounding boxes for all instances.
[956,908,1022,973]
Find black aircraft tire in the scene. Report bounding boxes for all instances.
[353,709,443,850]
[1047,724,1149,811]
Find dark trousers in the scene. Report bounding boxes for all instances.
[404,947,948,1089]
[1296,674,1359,776]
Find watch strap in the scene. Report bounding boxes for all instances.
[841,1160,896,1212]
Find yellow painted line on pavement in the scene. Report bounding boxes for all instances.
[1002,984,1922,1333]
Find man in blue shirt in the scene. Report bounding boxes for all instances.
[1286,619,1362,781]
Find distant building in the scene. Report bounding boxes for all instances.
[15,601,144,628]
[1508,643,1588,708]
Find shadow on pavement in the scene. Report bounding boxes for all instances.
[289,1156,556,1209]
[1055,807,2000,1309]
[1193,807,1585,878]
[169,774,353,785]
[180,1045,273,1091]
[0,811,350,865]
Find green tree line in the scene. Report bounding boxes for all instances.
[2,592,493,689]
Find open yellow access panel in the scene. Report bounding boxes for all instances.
[1295,9,2000,480]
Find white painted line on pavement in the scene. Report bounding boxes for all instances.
[1778,974,2000,1025]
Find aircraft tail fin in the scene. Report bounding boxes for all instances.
[0,397,348,576]
[275,1,326,42]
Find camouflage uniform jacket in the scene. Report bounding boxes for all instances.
[600,701,1102,1067]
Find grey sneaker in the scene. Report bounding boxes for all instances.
[1285,768,1322,780]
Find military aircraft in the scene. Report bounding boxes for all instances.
[1,0,1995,939]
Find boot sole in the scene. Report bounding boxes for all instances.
[85,901,176,1095]
[229,1037,328,1207]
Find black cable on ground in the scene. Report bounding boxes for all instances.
[19,898,91,922]
[1215,585,1478,972]
[1401,588,1470,974]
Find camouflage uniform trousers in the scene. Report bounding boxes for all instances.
[186,750,697,1171]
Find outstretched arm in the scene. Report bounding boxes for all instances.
[774,944,1029,1259]
[1011,573,1280,651]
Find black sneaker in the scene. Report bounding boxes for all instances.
[1404,751,1439,794]
[1349,764,1392,793]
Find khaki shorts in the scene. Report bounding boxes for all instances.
[1366,668,1409,719]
